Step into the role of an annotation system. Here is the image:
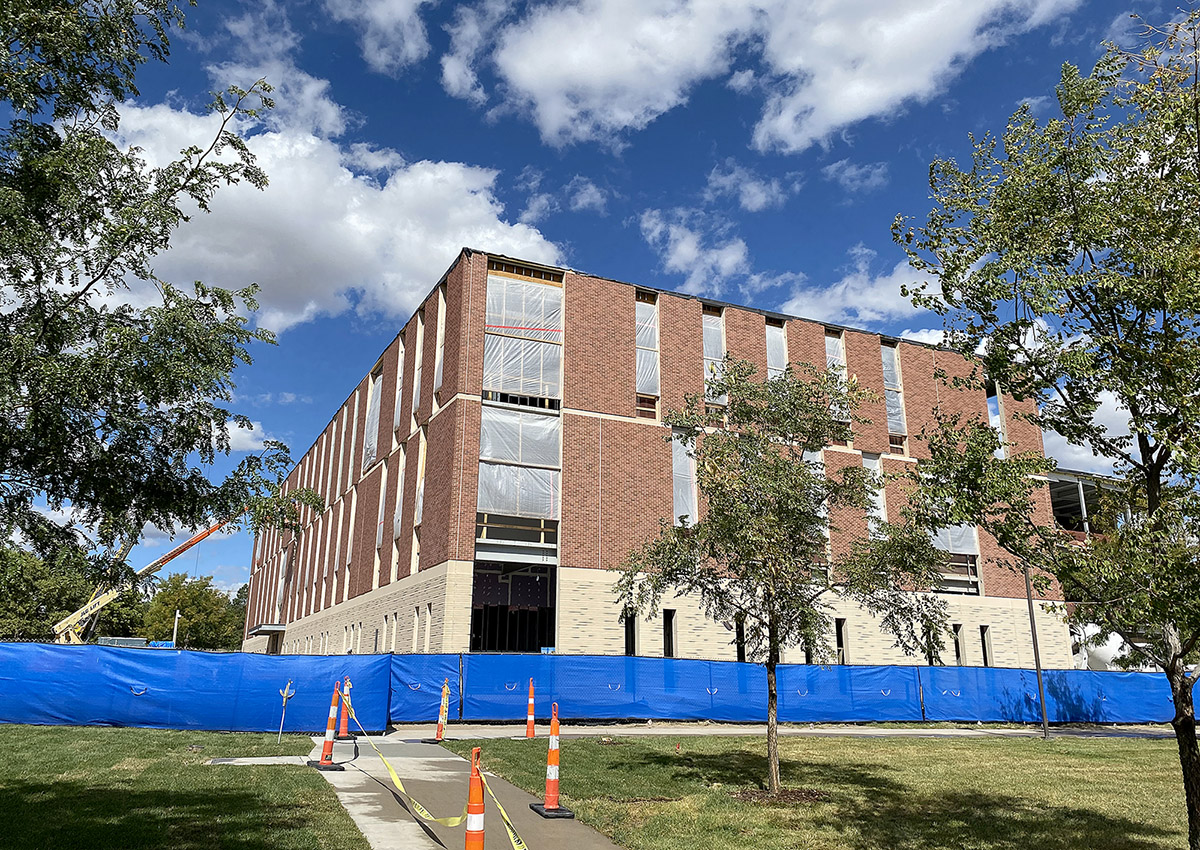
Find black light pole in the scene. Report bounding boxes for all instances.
[1024,564,1051,739]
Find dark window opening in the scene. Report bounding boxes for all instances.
[470,563,556,653]
[488,258,563,283]
[476,514,558,545]
[835,618,848,664]
[980,625,993,667]
[663,609,676,658]
[889,434,907,454]
[624,610,636,656]
[636,394,659,419]
[481,390,561,411]
[735,619,746,663]
[938,553,981,595]
[952,623,964,666]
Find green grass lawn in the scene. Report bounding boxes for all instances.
[444,734,1188,850]
[0,725,370,850]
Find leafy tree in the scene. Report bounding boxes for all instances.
[891,16,1200,846]
[0,545,148,641]
[615,358,947,795]
[0,3,320,604]
[142,573,243,651]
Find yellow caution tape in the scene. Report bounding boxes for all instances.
[480,772,530,850]
[343,694,467,827]
[343,692,531,850]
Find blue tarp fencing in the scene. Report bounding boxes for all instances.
[0,644,1176,731]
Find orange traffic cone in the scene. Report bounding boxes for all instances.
[530,702,574,819]
[336,677,356,741]
[307,681,345,771]
[422,677,452,744]
[525,678,536,738]
[465,747,485,850]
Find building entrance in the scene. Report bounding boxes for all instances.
[470,562,556,652]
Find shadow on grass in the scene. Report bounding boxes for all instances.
[618,749,1178,850]
[1,782,320,850]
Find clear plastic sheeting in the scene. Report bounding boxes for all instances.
[480,406,561,467]
[477,461,560,518]
[483,335,562,398]
[826,333,845,369]
[932,523,979,555]
[486,274,563,342]
[392,344,405,431]
[766,324,787,379]
[362,372,382,469]
[885,388,906,434]
[672,433,697,524]
[635,299,660,395]
[881,344,901,387]
[703,313,727,403]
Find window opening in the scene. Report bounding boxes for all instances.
[635,290,660,416]
[766,318,787,379]
[477,405,561,519]
[862,453,886,535]
[393,342,405,441]
[735,618,746,663]
[663,609,676,658]
[986,379,1007,459]
[363,366,383,470]
[483,272,563,400]
[624,609,636,656]
[835,618,848,664]
[470,562,556,652]
[932,524,981,594]
[411,310,424,429]
[671,431,697,525]
[952,623,964,666]
[881,343,907,453]
[980,625,993,667]
[702,305,726,404]
[414,427,427,526]
[433,284,447,398]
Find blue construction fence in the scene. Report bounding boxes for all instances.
[0,643,1175,732]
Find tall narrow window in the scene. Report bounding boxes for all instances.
[362,366,383,470]
[411,310,424,429]
[952,623,964,666]
[392,445,406,544]
[623,609,636,656]
[635,291,660,418]
[735,618,746,663]
[702,305,726,403]
[835,618,848,664]
[373,461,388,591]
[881,343,907,454]
[671,431,697,525]
[663,609,676,658]
[933,523,981,595]
[862,453,887,535]
[766,318,787,379]
[393,342,406,440]
[980,625,993,667]
[825,329,849,428]
[986,379,1007,459]
[414,427,427,526]
[433,284,447,398]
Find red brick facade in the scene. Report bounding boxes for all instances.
[244,248,1062,649]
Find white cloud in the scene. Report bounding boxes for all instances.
[899,328,945,345]
[110,8,561,334]
[566,176,608,214]
[780,243,928,326]
[443,0,1080,151]
[519,192,558,224]
[640,208,750,296]
[325,0,436,75]
[1042,390,1128,475]
[705,159,793,212]
[225,419,271,452]
[822,159,889,193]
[442,0,515,104]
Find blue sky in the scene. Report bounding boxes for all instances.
[108,0,1151,594]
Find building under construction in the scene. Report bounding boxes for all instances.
[242,248,1076,668]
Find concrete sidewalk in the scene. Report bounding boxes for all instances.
[214,736,620,850]
[386,720,1174,740]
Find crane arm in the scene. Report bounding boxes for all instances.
[52,518,231,643]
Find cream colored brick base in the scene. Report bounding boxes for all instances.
[555,566,1074,668]
[241,635,270,654]
[241,560,473,655]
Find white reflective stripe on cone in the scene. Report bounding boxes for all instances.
[466,813,485,832]
[549,735,559,749]
[546,765,559,780]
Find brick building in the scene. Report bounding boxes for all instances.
[242,248,1073,668]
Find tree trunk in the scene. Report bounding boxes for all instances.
[1169,667,1200,850]
[766,614,781,795]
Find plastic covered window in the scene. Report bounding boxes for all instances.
[477,463,560,518]
[433,286,447,393]
[393,343,405,432]
[479,406,561,467]
[703,311,726,403]
[932,523,979,555]
[766,323,787,379]
[485,275,563,342]
[882,344,906,437]
[362,370,382,470]
[635,298,660,395]
[482,335,562,398]
[483,272,563,400]
[825,331,845,369]
[862,454,887,533]
[671,433,697,525]
[392,446,406,540]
